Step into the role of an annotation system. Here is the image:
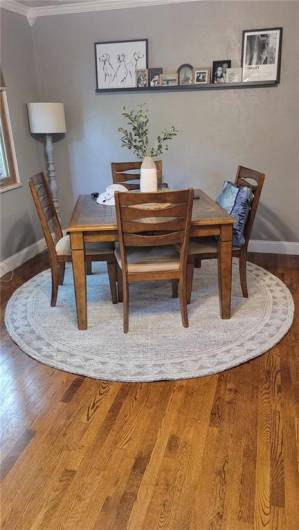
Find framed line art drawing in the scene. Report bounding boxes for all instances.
[241,28,282,83]
[95,39,148,90]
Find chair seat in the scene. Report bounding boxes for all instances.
[55,235,114,256]
[115,245,180,273]
[189,237,241,255]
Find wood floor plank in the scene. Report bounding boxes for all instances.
[0,251,298,530]
[0,428,35,481]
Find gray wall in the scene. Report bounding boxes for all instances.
[34,2,299,241]
[0,9,43,261]
[32,1,299,242]
[1,1,299,262]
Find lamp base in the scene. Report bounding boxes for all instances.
[45,134,60,217]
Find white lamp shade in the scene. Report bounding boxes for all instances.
[27,102,66,134]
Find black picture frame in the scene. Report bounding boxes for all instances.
[241,27,283,83]
[177,64,193,85]
[148,67,163,87]
[94,39,148,90]
[212,60,231,83]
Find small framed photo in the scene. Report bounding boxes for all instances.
[95,38,148,90]
[177,64,193,85]
[241,27,283,83]
[149,68,163,87]
[194,68,210,84]
[136,69,148,88]
[225,67,242,83]
[160,73,178,87]
[212,60,231,83]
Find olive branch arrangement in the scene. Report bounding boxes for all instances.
[118,105,178,159]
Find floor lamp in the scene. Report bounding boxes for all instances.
[27,102,66,216]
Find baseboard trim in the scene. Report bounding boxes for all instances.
[1,238,298,277]
[0,238,47,278]
[249,240,299,255]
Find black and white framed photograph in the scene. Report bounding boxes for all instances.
[136,69,148,88]
[160,73,178,86]
[95,39,148,90]
[177,64,193,85]
[149,68,163,87]
[194,68,210,84]
[241,28,282,83]
[212,60,231,83]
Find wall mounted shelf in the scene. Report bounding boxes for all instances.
[96,80,278,94]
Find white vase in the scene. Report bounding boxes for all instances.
[140,156,157,192]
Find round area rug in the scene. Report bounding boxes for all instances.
[5,260,294,382]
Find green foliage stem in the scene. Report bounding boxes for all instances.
[118,105,178,159]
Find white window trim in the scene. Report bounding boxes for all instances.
[0,89,22,193]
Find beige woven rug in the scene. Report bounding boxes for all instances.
[5,260,294,382]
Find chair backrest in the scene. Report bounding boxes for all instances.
[29,173,63,264]
[111,160,163,190]
[235,165,265,248]
[115,189,194,272]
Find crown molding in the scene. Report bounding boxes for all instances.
[0,0,29,17]
[0,0,200,25]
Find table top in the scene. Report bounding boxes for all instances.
[67,189,233,233]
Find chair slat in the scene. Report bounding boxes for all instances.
[237,177,258,190]
[119,190,190,206]
[124,231,184,247]
[121,203,188,220]
[122,218,186,233]
[115,172,141,181]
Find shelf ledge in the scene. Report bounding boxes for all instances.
[96,80,278,93]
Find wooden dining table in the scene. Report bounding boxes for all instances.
[67,190,234,330]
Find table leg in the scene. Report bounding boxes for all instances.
[70,232,87,330]
[217,225,233,319]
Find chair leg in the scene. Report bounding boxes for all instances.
[239,252,248,298]
[117,265,123,303]
[194,256,202,269]
[59,262,66,285]
[179,277,189,328]
[123,278,129,333]
[187,263,194,304]
[86,261,92,275]
[171,279,179,298]
[107,261,118,304]
[51,266,60,307]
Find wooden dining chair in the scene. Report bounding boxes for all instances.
[29,173,117,307]
[111,160,163,190]
[187,165,265,301]
[115,189,194,333]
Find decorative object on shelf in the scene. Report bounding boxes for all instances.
[136,69,148,88]
[118,105,178,192]
[241,27,282,83]
[225,67,242,83]
[95,39,148,90]
[177,63,193,85]
[149,67,163,87]
[27,102,66,216]
[194,68,210,84]
[160,73,178,86]
[212,60,231,83]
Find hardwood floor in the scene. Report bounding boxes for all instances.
[0,251,298,530]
